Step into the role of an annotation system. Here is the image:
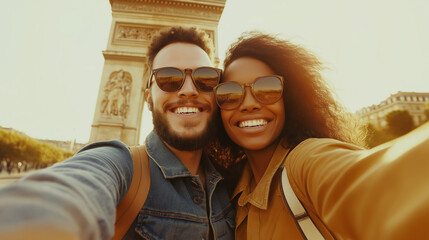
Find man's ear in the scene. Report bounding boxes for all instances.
[145,88,153,111]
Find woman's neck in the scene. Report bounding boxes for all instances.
[245,139,281,185]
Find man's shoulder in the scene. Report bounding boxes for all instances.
[77,139,130,154]
[69,139,133,170]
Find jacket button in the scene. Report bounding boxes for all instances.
[193,196,201,204]
[191,179,199,188]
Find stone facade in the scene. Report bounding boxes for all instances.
[356,91,429,128]
[89,0,226,145]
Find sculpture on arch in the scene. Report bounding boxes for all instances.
[100,70,132,119]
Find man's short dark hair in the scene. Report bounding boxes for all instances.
[147,26,213,69]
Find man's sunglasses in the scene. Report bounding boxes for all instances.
[214,75,284,110]
[148,67,222,92]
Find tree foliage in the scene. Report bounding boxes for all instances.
[0,128,74,164]
[385,110,415,136]
[363,123,396,148]
[363,110,418,148]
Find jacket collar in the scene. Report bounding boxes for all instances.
[144,131,221,180]
[232,139,290,210]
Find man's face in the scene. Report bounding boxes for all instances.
[145,42,219,151]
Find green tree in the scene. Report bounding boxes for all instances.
[385,110,415,137]
[0,128,73,164]
[363,123,395,148]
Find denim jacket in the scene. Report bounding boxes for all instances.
[0,132,235,240]
[125,132,235,239]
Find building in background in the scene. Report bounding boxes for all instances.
[37,139,85,153]
[356,91,429,128]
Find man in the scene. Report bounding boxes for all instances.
[0,26,235,240]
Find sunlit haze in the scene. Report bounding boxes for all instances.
[1,0,428,144]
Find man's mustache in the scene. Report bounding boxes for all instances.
[163,99,212,112]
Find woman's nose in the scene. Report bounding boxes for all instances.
[239,87,261,112]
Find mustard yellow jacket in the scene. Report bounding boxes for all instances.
[233,122,429,240]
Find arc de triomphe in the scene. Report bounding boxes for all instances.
[89,0,226,146]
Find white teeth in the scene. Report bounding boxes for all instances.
[239,119,268,128]
[174,107,200,114]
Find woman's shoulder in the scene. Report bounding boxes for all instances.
[292,138,364,154]
[283,137,364,169]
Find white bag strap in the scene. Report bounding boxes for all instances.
[281,168,325,240]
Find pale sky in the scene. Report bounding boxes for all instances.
[1,0,428,144]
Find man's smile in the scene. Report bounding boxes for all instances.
[173,106,202,114]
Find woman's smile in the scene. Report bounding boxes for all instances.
[238,119,268,128]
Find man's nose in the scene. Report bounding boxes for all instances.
[177,74,199,97]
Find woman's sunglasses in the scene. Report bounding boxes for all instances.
[148,67,222,92]
[214,75,284,110]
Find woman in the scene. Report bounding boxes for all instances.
[210,32,429,240]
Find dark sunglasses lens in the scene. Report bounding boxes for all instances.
[156,68,184,92]
[215,83,243,110]
[193,68,220,91]
[253,76,283,104]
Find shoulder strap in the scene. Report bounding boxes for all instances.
[112,145,151,240]
[281,167,325,240]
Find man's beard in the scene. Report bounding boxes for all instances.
[151,108,220,151]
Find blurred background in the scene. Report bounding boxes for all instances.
[1,0,428,171]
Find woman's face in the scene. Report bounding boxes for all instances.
[220,57,285,151]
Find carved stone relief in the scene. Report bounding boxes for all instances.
[113,23,215,48]
[100,70,132,119]
[203,30,215,47]
[115,24,160,43]
[111,1,223,20]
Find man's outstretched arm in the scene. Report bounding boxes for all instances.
[0,140,133,240]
